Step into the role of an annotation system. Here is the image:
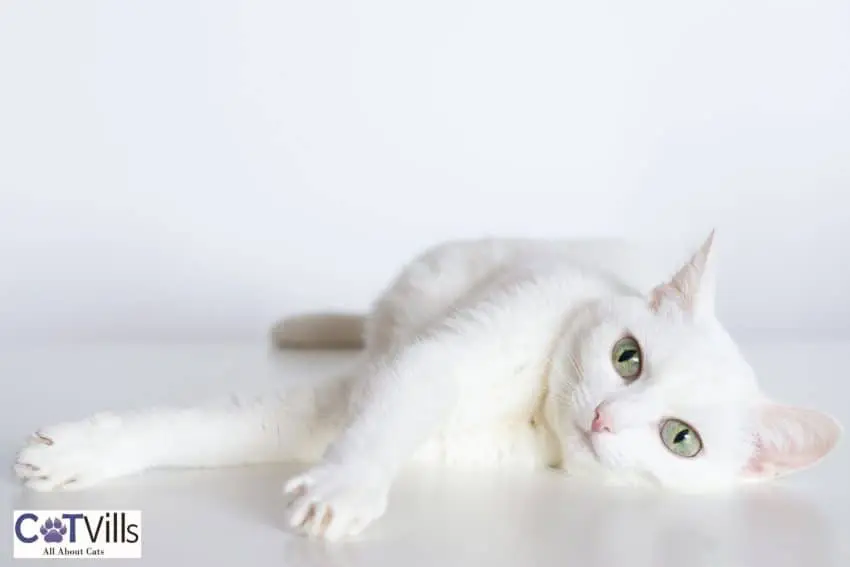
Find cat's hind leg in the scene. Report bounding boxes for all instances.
[15,378,350,491]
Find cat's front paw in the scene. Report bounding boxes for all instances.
[283,464,390,541]
[15,413,141,491]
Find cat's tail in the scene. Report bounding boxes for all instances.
[270,313,365,350]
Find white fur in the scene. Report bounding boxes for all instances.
[15,235,842,540]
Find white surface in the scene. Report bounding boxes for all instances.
[2,1,850,342]
[1,340,848,566]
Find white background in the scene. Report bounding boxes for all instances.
[1,1,849,343]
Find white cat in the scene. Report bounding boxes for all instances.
[15,233,841,541]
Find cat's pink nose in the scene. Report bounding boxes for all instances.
[591,407,612,433]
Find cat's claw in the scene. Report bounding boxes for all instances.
[15,414,137,491]
[283,464,389,540]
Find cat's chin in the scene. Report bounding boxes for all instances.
[558,457,657,489]
[563,419,608,462]
[552,422,657,488]
[554,424,609,474]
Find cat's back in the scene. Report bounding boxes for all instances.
[429,236,683,296]
[526,238,678,294]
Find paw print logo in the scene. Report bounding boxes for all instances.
[40,518,67,543]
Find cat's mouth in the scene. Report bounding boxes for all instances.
[575,422,601,459]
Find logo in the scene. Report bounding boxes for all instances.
[13,510,142,560]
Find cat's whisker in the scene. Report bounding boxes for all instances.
[567,353,585,382]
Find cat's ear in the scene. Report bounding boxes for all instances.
[649,230,717,318]
[742,402,842,480]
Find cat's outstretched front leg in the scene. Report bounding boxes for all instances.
[283,304,525,540]
[283,342,458,540]
[15,380,348,491]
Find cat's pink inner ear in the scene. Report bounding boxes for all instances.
[649,230,716,315]
[743,404,842,479]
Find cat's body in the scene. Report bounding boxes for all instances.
[15,235,841,541]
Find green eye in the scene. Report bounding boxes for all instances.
[660,418,703,458]
[611,336,642,381]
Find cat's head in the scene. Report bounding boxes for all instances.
[548,232,841,490]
